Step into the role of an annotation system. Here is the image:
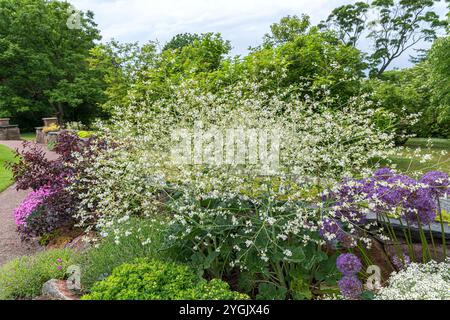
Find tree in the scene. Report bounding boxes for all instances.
[163,33,201,51]
[263,15,311,46]
[427,36,450,137]
[324,0,446,78]
[246,27,366,102]
[324,2,370,47]
[0,0,104,129]
[87,40,157,114]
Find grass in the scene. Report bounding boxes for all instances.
[76,217,175,291]
[20,132,35,142]
[383,138,450,175]
[0,249,78,299]
[0,144,17,192]
[405,138,450,149]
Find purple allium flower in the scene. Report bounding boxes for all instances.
[391,253,411,270]
[374,168,395,181]
[57,258,63,263]
[338,275,363,299]
[420,171,449,197]
[403,188,437,225]
[57,265,63,271]
[383,175,417,206]
[336,253,362,275]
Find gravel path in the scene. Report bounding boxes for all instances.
[0,140,58,266]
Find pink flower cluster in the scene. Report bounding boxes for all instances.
[13,186,53,227]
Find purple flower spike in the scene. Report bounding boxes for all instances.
[336,253,362,276]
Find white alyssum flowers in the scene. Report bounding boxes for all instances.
[376,260,450,300]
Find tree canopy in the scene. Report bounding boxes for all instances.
[0,0,105,129]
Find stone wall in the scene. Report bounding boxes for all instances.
[0,118,21,140]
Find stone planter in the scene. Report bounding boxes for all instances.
[35,117,60,144]
[0,118,21,140]
[0,118,11,126]
[47,131,59,145]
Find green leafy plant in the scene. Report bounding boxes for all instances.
[0,249,78,299]
[77,131,95,139]
[81,259,248,300]
[77,217,176,291]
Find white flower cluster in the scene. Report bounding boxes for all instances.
[376,260,450,300]
[68,79,399,262]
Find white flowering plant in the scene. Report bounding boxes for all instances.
[375,260,450,300]
[68,78,404,299]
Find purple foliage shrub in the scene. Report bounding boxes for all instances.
[11,131,104,240]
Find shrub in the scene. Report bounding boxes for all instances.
[11,131,108,240]
[42,124,60,134]
[0,249,78,299]
[81,259,248,300]
[70,80,394,299]
[77,217,174,291]
[77,131,95,139]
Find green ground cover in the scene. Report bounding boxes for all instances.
[0,144,17,192]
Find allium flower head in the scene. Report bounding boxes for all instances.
[336,253,362,275]
[319,218,344,242]
[403,188,437,225]
[338,275,363,299]
[420,171,449,197]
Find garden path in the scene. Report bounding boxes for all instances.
[0,140,58,265]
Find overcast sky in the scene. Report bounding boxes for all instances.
[69,0,448,70]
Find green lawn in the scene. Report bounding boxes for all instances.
[0,144,17,192]
[386,138,450,175]
[21,132,36,141]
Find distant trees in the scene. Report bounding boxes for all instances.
[324,0,446,77]
[0,0,105,130]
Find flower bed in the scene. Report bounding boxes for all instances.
[6,80,450,300]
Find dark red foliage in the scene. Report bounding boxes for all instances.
[11,131,108,241]
[11,142,66,191]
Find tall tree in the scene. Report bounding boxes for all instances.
[325,2,370,47]
[263,15,311,46]
[163,33,201,51]
[0,0,104,129]
[324,0,446,78]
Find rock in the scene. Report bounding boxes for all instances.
[64,232,96,252]
[42,279,80,300]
